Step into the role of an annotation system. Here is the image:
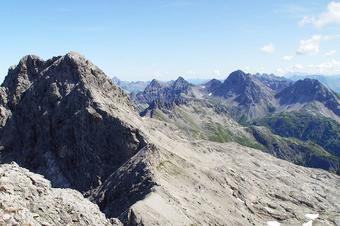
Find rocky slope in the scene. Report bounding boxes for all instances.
[90,119,340,225]
[0,162,121,226]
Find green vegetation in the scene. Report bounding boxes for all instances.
[205,122,232,143]
[156,160,181,176]
[249,126,340,174]
[205,122,264,150]
[254,111,340,158]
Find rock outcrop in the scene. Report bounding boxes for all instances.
[0,162,121,225]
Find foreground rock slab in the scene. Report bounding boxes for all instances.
[0,162,121,226]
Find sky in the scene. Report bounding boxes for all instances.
[1,0,340,81]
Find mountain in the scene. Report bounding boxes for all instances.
[135,76,196,114]
[254,73,293,92]
[203,78,222,93]
[112,76,149,93]
[276,78,340,118]
[254,112,340,159]
[0,52,147,192]
[1,53,340,225]
[0,162,121,225]
[288,74,340,93]
[212,70,277,119]
[133,70,340,175]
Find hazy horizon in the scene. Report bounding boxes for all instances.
[1,0,340,82]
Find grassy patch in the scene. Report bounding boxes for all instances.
[156,160,181,176]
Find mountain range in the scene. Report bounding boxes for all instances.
[0,52,339,225]
[133,70,340,175]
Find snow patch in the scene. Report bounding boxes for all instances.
[237,197,244,203]
[208,93,212,96]
[302,220,313,226]
[305,213,319,220]
[267,221,280,226]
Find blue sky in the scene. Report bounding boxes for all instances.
[1,0,340,81]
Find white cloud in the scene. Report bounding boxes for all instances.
[261,43,275,54]
[293,64,304,70]
[276,67,286,74]
[299,1,340,28]
[308,59,340,73]
[213,69,222,76]
[283,55,294,61]
[296,35,339,55]
[296,35,322,55]
[324,50,337,56]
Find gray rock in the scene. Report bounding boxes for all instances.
[0,162,121,225]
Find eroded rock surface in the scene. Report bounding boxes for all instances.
[0,162,121,226]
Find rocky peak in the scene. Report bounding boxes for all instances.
[172,76,189,89]
[277,78,340,116]
[0,52,146,192]
[214,70,274,104]
[145,79,163,91]
[204,79,222,92]
[171,76,191,94]
[227,70,249,82]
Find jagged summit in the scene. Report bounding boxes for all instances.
[213,70,275,107]
[0,52,146,192]
[277,78,340,116]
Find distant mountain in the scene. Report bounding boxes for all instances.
[203,79,223,93]
[276,78,340,117]
[187,78,210,85]
[254,73,293,92]
[287,74,340,93]
[135,76,195,111]
[133,70,340,175]
[112,76,149,93]
[212,70,277,119]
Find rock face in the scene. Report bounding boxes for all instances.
[0,52,147,192]
[0,162,120,226]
